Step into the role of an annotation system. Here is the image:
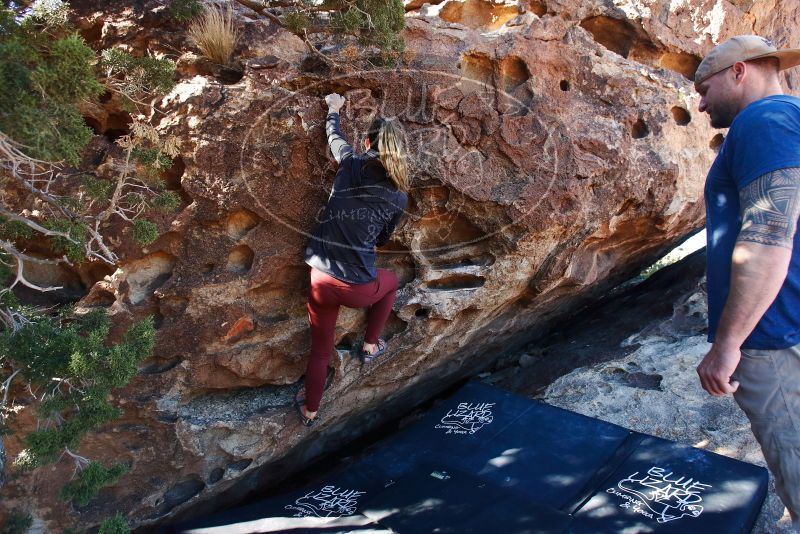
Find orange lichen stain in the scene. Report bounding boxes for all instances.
[224,315,254,343]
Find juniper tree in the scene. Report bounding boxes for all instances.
[0,0,181,269]
[4,308,155,469]
[0,0,178,525]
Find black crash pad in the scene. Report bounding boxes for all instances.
[570,435,768,534]
[165,466,390,533]
[359,463,572,533]
[350,379,634,512]
[166,381,768,534]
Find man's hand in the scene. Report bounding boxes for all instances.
[325,93,345,112]
[696,343,741,396]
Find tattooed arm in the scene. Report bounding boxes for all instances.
[697,167,800,396]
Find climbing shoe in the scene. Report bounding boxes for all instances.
[359,338,388,363]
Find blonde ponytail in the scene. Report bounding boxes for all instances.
[367,118,409,193]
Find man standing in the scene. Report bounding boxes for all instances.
[695,35,800,527]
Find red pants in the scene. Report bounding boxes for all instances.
[304,267,398,411]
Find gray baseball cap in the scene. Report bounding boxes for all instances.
[694,35,800,86]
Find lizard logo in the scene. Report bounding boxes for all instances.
[611,466,712,523]
[435,402,495,434]
[285,485,365,518]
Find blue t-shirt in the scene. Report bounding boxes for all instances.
[705,95,800,350]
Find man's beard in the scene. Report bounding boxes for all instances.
[709,101,738,129]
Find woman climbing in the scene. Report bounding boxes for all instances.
[296,93,410,426]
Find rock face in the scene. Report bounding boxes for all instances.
[485,244,710,397]
[1,0,798,530]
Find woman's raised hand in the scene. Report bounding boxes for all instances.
[325,93,346,112]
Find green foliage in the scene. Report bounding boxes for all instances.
[153,191,181,211]
[20,398,121,469]
[168,0,204,21]
[0,510,32,534]
[1,310,155,470]
[81,175,113,201]
[100,48,176,96]
[358,0,405,55]
[132,219,159,245]
[132,147,173,170]
[0,270,24,308]
[0,218,34,241]
[44,218,88,263]
[29,0,70,27]
[282,11,310,34]
[0,307,75,385]
[61,461,128,505]
[331,8,365,34]
[121,121,181,188]
[59,195,82,211]
[325,0,406,57]
[34,35,102,104]
[71,314,156,389]
[0,4,103,165]
[99,513,130,534]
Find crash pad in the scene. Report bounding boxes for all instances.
[166,381,768,534]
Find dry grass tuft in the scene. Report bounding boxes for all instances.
[188,3,240,66]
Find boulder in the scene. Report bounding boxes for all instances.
[2,0,798,530]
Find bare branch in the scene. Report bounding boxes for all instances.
[0,204,78,242]
[0,307,32,333]
[234,0,351,14]
[0,240,64,293]
[0,132,59,175]
[233,0,293,28]
[1,369,20,418]
[65,447,91,476]
[96,143,134,228]
[234,0,269,15]
[231,0,339,36]
[0,133,118,265]
[349,3,374,31]
[0,133,81,227]
[87,220,118,264]
[303,29,337,66]
[261,7,284,27]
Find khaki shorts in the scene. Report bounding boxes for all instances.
[733,343,800,528]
